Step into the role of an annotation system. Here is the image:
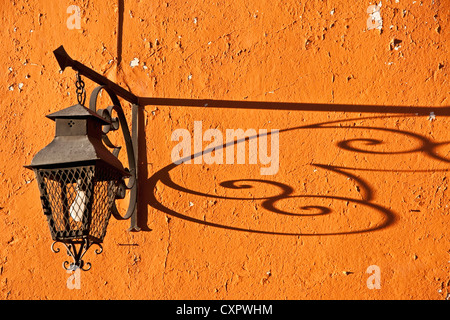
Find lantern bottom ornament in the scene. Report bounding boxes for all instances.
[51,238,104,271]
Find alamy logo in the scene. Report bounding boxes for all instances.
[366,265,381,289]
[66,267,81,289]
[366,2,383,30]
[171,121,279,175]
[66,5,81,30]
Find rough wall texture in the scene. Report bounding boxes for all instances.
[0,0,449,299]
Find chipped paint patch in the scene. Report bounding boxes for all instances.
[130,57,139,67]
[428,112,436,121]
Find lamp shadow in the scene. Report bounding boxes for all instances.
[116,0,124,66]
[113,0,445,236]
[137,98,450,116]
[133,99,450,236]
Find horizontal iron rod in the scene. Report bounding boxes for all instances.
[54,46,449,116]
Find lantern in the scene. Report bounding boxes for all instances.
[26,103,131,271]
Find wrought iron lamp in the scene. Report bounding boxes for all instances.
[26,47,140,271]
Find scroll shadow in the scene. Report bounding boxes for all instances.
[144,173,396,236]
[136,114,416,236]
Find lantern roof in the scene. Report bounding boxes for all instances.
[25,104,128,176]
[46,103,110,125]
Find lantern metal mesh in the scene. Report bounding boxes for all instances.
[35,164,121,243]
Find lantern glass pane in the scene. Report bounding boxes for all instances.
[35,164,120,243]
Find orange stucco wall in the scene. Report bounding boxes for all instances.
[1,0,449,300]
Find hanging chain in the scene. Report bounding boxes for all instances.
[75,72,86,105]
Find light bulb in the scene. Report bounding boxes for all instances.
[70,184,86,222]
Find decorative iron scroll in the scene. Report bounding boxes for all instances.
[88,85,140,231]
